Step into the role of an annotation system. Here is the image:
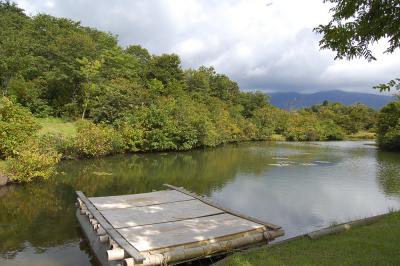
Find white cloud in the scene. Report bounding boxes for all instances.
[15,0,400,94]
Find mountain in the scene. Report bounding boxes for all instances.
[269,90,394,110]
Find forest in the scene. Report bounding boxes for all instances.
[0,1,398,183]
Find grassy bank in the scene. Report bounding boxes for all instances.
[0,110,380,184]
[34,118,377,145]
[37,117,78,137]
[219,211,400,266]
[345,130,376,140]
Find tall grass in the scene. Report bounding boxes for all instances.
[37,117,78,137]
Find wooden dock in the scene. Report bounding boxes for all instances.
[75,184,284,266]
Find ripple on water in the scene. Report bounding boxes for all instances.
[0,141,399,264]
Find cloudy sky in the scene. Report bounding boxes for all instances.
[16,0,400,94]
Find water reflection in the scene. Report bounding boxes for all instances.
[0,141,399,265]
[377,151,400,197]
[0,146,246,261]
[210,141,400,239]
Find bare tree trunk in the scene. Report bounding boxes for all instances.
[2,78,9,96]
[82,104,86,119]
[81,80,91,119]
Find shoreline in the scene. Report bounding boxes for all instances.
[214,210,399,265]
[0,138,376,187]
[0,175,8,186]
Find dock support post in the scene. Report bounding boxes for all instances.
[99,235,109,243]
[123,258,134,266]
[107,248,125,261]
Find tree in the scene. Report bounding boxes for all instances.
[377,101,400,151]
[125,44,151,65]
[185,66,213,93]
[147,54,184,85]
[315,0,400,91]
[99,47,141,81]
[0,97,40,157]
[77,57,102,119]
[237,91,269,118]
[0,1,36,96]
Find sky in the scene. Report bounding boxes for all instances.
[15,0,400,95]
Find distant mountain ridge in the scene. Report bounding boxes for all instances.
[269,90,394,110]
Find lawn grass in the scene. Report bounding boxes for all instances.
[218,211,400,266]
[37,117,78,137]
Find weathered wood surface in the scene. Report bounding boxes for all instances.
[102,199,224,228]
[76,209,119,266]
[76,191,146,263]
[77,186,284,265]
[117,213,264,252]
[90,190,193,210]
[163,184,281,230]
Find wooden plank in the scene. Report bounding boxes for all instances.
[89,190,194,210]
[163,184,281,230]
[101,200,224,228]
[76,191,145,263]
[117,213,264,252]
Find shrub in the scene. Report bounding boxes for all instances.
[145,128,177,151]
[0,97,40,157]
[284,113,323,141]
[197,119,219,147]
[141,98,179,151]
[74,120,121,157]
[7,139,61,182]
[119,124,145,152]
[320,120,345,140]
[252,107,276,140]
[212,108,241,144]
[171,99,209,150]
[8,77,53,117]
[378,125,400,150]
[240,120,258,141]
[377,101,400,151]
[346,131,376,140]
[39,133,76,159]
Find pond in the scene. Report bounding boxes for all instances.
[1,141,400,265]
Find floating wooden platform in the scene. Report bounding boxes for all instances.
[75,184,284,266]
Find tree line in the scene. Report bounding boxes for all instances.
[0,1,398,183]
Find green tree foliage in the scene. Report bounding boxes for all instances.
[238,91,270,118]
[184,66,241,102]
[77,57,103,119]
[284,112,324,141]
[89,78,148,124]
[0,2,119,114]
[0,97,40,157]
[74,120,122,158]
[377,101,400,151]
[114,95,245,151]
[125,44,151,80]
[252,107,279,139]
[315,0,400,92]
[126,44,151,65]
[306,101,377,134]
[282,101,376,141]
[0,1,33,96]
[315,0,400,61]
[147,54,184,86]
[0,2,382,164]
[319,119,345,140]
[7,138,61,182]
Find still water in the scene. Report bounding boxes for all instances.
[1,141,400,265]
